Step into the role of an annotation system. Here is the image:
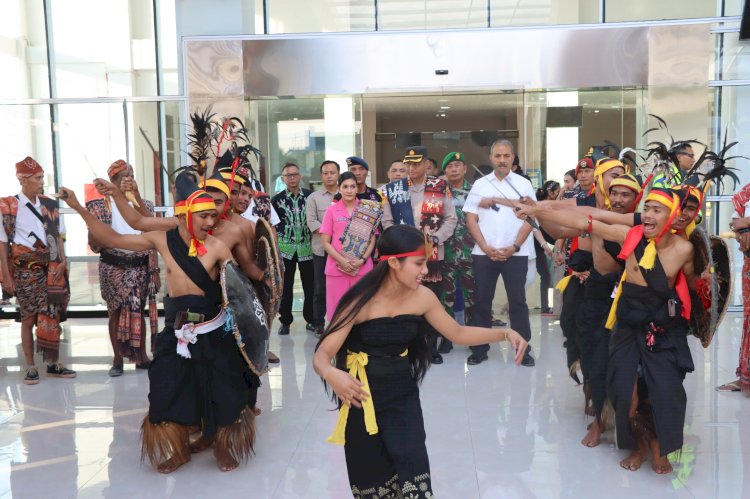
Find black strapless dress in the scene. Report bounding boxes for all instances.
[338,315,433,499]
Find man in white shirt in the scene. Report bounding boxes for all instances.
[0,157,75,384]
[306,160,340,336]
[463,140,535,366]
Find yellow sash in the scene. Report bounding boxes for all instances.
[327,349,408,446]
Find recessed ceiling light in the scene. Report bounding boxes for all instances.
[440,106,451,110]
[594,110,599,113]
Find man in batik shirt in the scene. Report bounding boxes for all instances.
[271,163,314,335]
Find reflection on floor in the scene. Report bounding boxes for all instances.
[0,313,748,498]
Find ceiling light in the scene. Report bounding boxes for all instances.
[594,110,599,113]
[440,106,451,110]
[439,113,446,117]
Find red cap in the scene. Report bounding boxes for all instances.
[575,157,594,176]
[16,156,43,177]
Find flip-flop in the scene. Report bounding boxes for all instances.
[716,381,742,392]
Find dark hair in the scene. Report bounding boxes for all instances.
[389,159,403,168]
[536,180,560,201]
[316,225,431,400]
[332,171,357,201]
[337,171,356,186]
[426,158,438,169]
[282,162,299,173]
[564,169,576,181]
[320,160,340,173]
[673,142,693,154]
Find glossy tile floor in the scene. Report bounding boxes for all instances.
[0,311,748,499]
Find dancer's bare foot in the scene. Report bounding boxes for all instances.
[648,437,673,474]
[190,435,213,454]
[581,419,603,447]
[214,445,239,472]
[619,448,647,471]
[157,454,190,474]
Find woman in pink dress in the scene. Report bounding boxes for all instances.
[320,172,377,322]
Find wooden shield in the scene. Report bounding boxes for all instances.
[254,217,282,328]
[688,227,732,348]
[220,262,269,375]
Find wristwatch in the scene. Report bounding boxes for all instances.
[431,236,439,245]
[512,243,521,253]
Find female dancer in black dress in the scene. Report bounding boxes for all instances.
[314,225,528,498]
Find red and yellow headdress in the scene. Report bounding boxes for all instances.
[618,188,680,271]
[174,172,217,257]
[594,158,627,209]
[608,173,643,212]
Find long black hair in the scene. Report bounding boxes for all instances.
[316,225,432,396]
[332,171,357,202]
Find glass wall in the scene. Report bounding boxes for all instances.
[261,0,738,33]
[1,0,49,99]
[248,96,362,193]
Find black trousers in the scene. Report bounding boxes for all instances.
[312,254,327,327]
[471,255,531,355]
[279,255,314,326]
[534,245,550,310]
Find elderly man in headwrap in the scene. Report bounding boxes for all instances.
[86,160,160,377]
[0,157,74,385]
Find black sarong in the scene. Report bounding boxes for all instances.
[560,249,593,371]
[147,229,250,438]
[607,248,693,455]
[576,269,619,417]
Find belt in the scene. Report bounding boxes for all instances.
[327,348,407,446]
[174,309,228,359]
[100,251,149,268]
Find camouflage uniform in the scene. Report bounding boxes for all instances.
[442,179,474,325]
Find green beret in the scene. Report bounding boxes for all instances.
[441,151,465,170]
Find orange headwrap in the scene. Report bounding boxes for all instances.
[108,159,131,180]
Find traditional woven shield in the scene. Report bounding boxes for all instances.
[254,217,282,327]
[220,262,269,375]
[688,227,732,348]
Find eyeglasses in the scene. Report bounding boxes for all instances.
[282,173,300,178]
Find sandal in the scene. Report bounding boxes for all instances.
[716,380,742,392]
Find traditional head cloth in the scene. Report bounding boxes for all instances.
[218,166,249,186]
[200,167,231,198]
[609,173,644,209]
[671,184,704,236]
[441,151,464,170]
[16,156,43,177]
[108,160,131,180]
[594,159,627,209]
[618,188,680,270]
[174,172,216,257]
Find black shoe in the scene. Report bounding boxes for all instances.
[467,353,488,365]
[492,318,508,327]
[305,323,315,333]
[135,360,151,370]
[521,354,536,367]
[431,353,444,365]
[108,364,124,377]
[314,326,325,338]
[23,366,39,385]
[437,339,453,354]
[46,363,77,378]
[278,324,291,335]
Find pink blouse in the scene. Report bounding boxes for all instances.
[320,199,374,277]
